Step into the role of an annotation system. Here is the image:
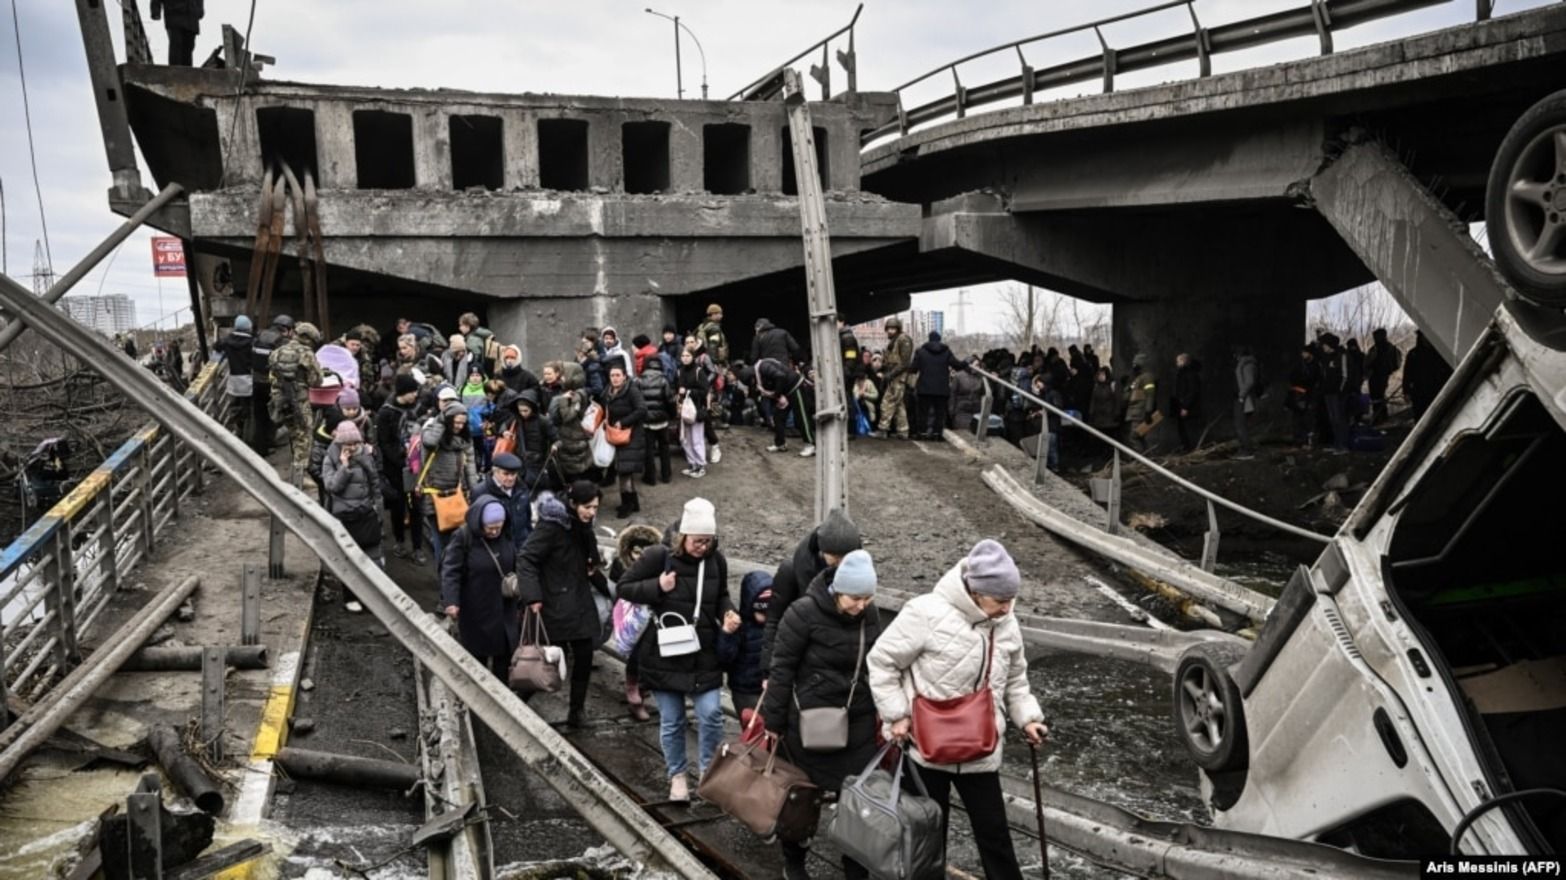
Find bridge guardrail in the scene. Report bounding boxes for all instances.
[1,359,230,712]
[967,363,1332,547]
[861,0,1468,146]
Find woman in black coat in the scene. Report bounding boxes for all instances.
[762,551,881,880]
[617,497,740,802]
[517,480,606,727]
[600,362,648,518]
[439,495,520,679]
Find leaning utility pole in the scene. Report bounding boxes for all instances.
[782,68,847,521]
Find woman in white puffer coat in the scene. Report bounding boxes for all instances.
[866,539,1048,880]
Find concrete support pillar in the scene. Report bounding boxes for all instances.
[414,107,453,191]
[315,104,357,189]
[588,117,619,191]
[752,124,783,193]
[489,295,672,368]
[669,121,703,194]
[1112,295,1304,446]
[501,109,538,190]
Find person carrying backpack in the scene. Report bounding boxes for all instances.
[376,373,426,563]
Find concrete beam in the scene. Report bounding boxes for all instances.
[190,191,919,240]
[208,235,910,301]
[1006,118,1325,212]
[1309,139,1513,364]
[919,193,1370,303]
[862,3,1566,181]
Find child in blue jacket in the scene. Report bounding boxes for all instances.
[719,570,771,716]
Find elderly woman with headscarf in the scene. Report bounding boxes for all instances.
[517,480,607,728]
[440,496,520,679]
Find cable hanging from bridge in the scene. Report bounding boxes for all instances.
[9,0,52,273]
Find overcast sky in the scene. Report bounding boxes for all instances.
[0,0,1545,332]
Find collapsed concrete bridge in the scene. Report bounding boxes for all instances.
[77,0,1566,420]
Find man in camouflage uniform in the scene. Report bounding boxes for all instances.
[270,321,324,485]
[697,304,729,367]
[877,316,915,438]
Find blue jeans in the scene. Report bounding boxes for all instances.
[426,515,455,574]
[652,688,724,779]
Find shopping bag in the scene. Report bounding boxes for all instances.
[581,402,605,434]
[609,599,650,659]
[590,426,615,468]
[828,744,945,880]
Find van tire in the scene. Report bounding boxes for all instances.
[1174,642,1250,773]
[1485,88,1566,306]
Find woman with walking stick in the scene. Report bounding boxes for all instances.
[867,539,1049,880]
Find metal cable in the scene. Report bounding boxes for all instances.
[8,0,51,272]
[218,0,260,187]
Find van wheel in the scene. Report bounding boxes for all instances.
[1174,643,1249,773]
[1486,88,1566,306]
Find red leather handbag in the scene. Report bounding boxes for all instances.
[911,631,997,765]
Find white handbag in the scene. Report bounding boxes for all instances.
[655,560,704,658]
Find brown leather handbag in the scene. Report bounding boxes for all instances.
[911,630,997,765]
[698,690,824,842]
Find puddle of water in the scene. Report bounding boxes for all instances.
[0,762,144,878]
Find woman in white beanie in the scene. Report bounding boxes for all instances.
[866,539,1049,880]
[617,497,741,801]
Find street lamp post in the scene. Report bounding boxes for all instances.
[645,8,708,100]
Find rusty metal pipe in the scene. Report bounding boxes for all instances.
[121,645,269,672]
[147,724,224,814]
[274,746,421,791]
[0,575,201,781]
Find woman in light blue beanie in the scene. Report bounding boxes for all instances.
[761,547,882,878]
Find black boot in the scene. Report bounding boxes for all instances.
[781,840,810,880]
[615,499,632,519]
[630,492,641,513]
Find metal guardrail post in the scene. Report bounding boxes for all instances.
[241,563,261,646]
[50,527,81,666]
[100,483,121,592]
[0,629,10,728]
[1310,0,1335,54]
[1187,3,1212,77]
[137,442,155,556]
[1094,27,1118,93]
[268,516,285,579]
[1476,0,1493,20]
[976,385,993,444]
[1200,499,1221,573]
[1108,449,1123,536]
[127,774,164,879]
[202,646,225,763]
[1033,427,1050,486]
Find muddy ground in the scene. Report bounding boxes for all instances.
[625,423,1130,624]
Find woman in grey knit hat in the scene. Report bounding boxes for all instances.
[867,539,1049,880]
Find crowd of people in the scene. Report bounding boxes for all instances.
[200,306,1055,879]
